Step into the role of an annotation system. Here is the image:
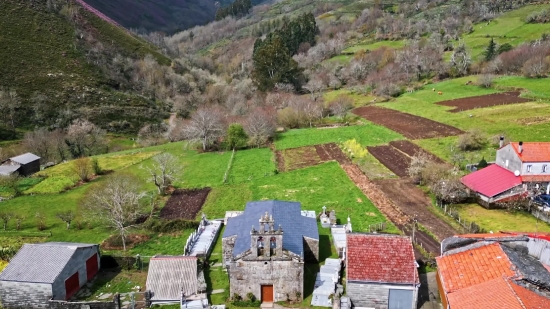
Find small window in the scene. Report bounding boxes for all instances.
[544,165,548,173]
[506,160,509,167]
[527,165,532,173]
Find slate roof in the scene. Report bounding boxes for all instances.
[9,153,40,165]
[0,165,20,176]
[146,256,198,301]
[0,242,97,284]
[346,233,419,284]
[461,164,522,197]
[510,142,550,162]
[222,200,318,257]
[436,242,515,292]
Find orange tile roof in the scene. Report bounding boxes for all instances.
[521,175,550,182]
[436,243,515,292]
[510,142,550,162]
[347,234,419,284]
[510,280,550,309]
[455,233,515,238]
[446,278,524,309]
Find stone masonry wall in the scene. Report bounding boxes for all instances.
[0,281,52,309]
[303,237,319,262]
[229,259,304,302]
[346,282,417,309]
[222,236,236,266]
[48,294,120,309]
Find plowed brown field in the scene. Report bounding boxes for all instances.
[436,91,530,112]
[276,143,350,171]
[352,106,463,139]
[160,188,211,220]
[389,140,446,164]
[367,145,411,177]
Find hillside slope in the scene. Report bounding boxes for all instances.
[82,0,218,34]
[0,0,171,136]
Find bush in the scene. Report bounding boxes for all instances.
[92,158,103,175]
[457,129,486,151]
[477,74,494,88]
[145,218,200,233]
[225,123,248,150]
[342,139,367,159]
[526,9,550,23]
[231,292,261,307]
[478,157,488,169]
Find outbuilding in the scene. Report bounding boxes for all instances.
[0,152,41,176]
[346,233,419,309]
[0,242,100,308]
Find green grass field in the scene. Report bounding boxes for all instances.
[460,4,550,59]
[456,203,550,233]
[274,124,402,150]
[342,40,406,54]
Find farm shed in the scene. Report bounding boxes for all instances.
[437,233,550,309]
[145,256,207,306]
[222,200,319,303]
[0,242,99,308]
[0,152,40,176]
[346,233,419,309]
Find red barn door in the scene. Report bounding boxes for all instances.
[65,272,80,300]
[86,254,99,280]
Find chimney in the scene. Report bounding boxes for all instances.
[499,136,504,148]
[519,141,523,154]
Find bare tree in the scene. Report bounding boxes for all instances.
[73,157,92,182]
[66,119,106,158]
[51,129,68,162]
[295,98,323,128]
[137,123,168,146]
[244,108,276,147]
[0,212,13,230]
[14,214,25,230]
[328,95,353,120]
[478,74,494,88]
[56,210,75,229]
[143,153,181,195]
[35,212,47,231]
[303,77,325,101]
[166,117,186,142]
[83,174,147,250]
[407,152,431,183]
[0,88,21,129]
[182,107,225,151]
[450,41,471,76]
[23,128,53,162]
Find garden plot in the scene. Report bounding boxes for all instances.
[367,145,411,177]
[353,106,463,139]
[160,188,211,220]
[277,143,350,172]
[436,92,531,112]
[389,140,446,164]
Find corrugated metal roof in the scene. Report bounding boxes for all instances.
[461,164,522,197]
[146,256,198,301]
[222,200,319,257]
[9,153,40,165]
[0,165,21,175]
[0,242,96,283]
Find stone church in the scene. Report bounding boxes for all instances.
[222,200,319,303]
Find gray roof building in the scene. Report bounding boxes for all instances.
[0,242,100,307]
[146,256,206,304]
[9,153,41,165]
[223,200,319,257]
[0,164,21,176]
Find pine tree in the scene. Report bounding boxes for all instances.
[484,38,496,61]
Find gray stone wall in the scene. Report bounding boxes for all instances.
[496,144,522,173]
[303,236,319,262]
[48,294,120,309]
[229,259,304,302]
[0,281,52,309]
[222,235,237,266]
[346,282,417,309]
[52,246,100,300]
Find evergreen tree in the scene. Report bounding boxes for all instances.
[478,157,488,169]
[252,35,303,91]
[225,124,248,150]
[484,38,496,61]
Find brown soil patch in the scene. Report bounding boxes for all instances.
[515,115,550,126]
[373,178,459,241]
[436,92,530,112]
[160,188,211,220]
[341,164,440,257]
[352,106,463,139]
[389,140,446,164]
[278,143,351,172]
[367,145,411,177]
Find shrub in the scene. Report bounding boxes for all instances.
[144,218,200,233]
[225,123,248,150]
[526,9,550,24]
[342,139,368,159]
[478,157,488,169]
[457,129,486,151]
[477,74,494,88]
[92,158,103,175]
[73,157,91,182]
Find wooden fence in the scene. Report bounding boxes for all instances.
[435,200,486,234]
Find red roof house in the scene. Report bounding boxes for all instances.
[346,233,419,309]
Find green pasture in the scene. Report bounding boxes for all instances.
[456,203,550,233]
[379,77,550,162]
[342,40,406,54]
[493,76,550,100]
[323,89,379,107]
[274,123,402,150]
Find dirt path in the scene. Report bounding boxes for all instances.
[341,164,441,257]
